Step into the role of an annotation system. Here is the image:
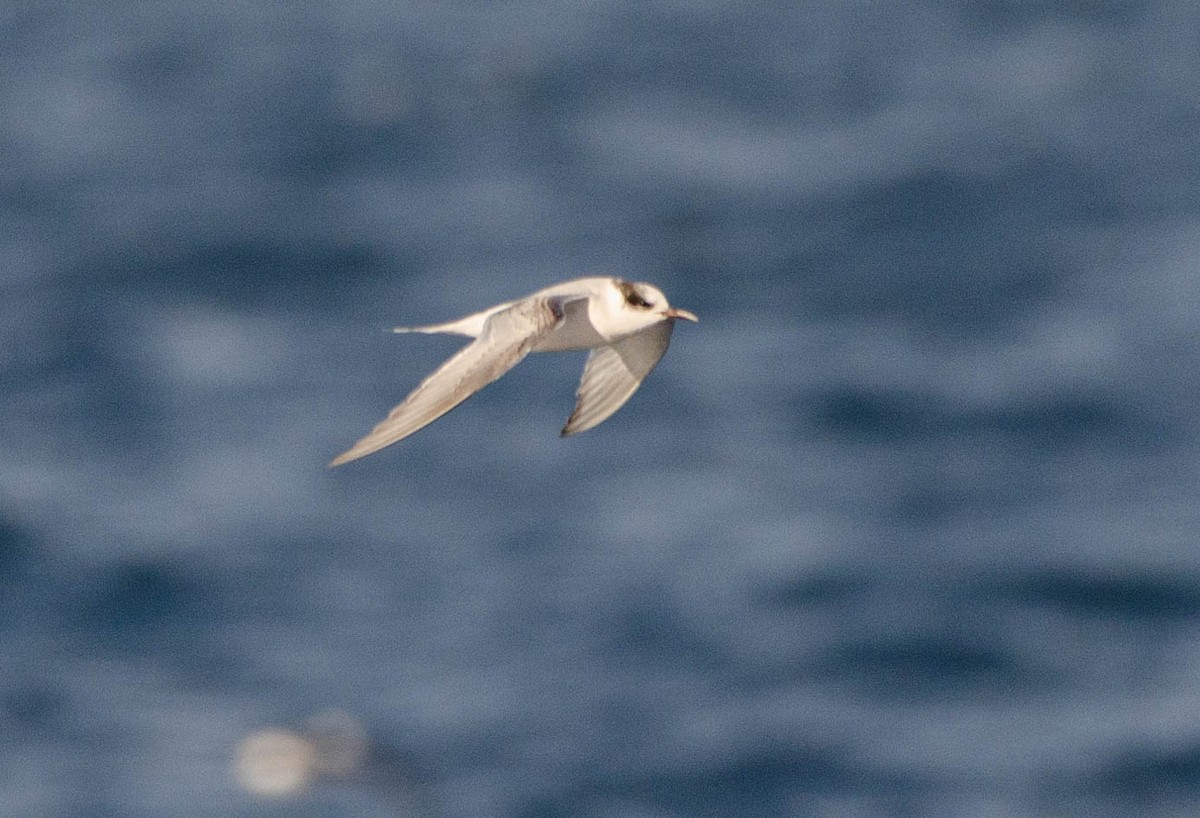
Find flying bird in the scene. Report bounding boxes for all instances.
[329,277,698,466]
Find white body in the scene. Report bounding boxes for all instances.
[397,277,655,350]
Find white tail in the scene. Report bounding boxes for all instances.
[390,303,512,339]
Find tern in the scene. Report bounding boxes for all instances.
[329,277,697,466]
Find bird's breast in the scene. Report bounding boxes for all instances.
[531,299,608,351]
[532,319,607,352]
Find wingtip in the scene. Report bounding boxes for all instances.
[561,417,589,437]
[327,449,359,468]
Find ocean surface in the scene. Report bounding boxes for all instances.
[4,2,1200,816]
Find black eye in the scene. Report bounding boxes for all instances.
[626,291,653,309]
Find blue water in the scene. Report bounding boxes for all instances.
[5,1,1200,816]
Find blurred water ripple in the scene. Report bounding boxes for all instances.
[3,1,1200,816]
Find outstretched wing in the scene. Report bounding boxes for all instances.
[561,321,674,436]
[330,297,568,466]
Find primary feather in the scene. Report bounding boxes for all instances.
[329,297,567,466]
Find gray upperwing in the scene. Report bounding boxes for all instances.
[330,297,567,466]
[561,320,674,437]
